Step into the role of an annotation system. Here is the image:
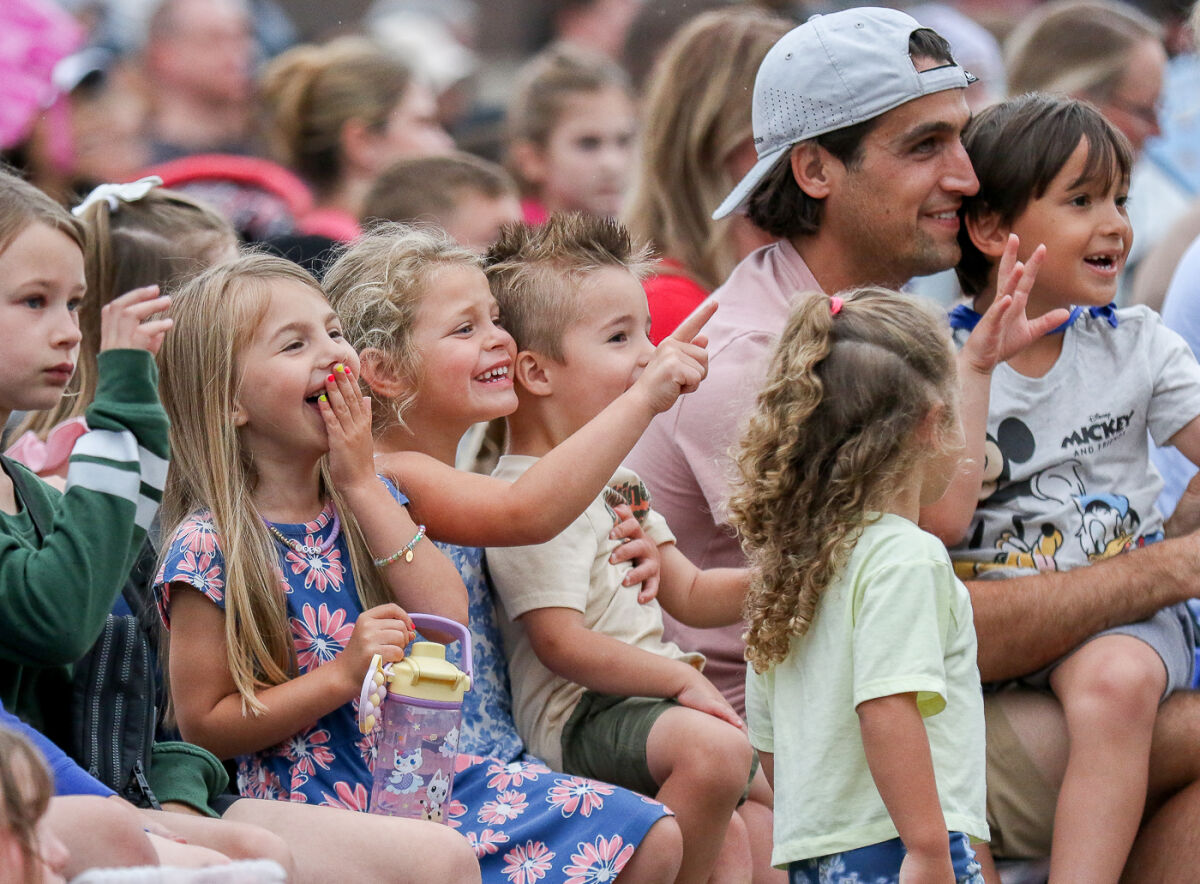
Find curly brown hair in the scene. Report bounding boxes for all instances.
[728,288,958,673]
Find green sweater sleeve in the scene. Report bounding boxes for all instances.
[0,349,169,670]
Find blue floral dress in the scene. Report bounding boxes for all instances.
[156,502,670,883]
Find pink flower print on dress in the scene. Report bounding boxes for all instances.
[176,548,225,603]
[178,512,220,555]
[320,780,370,812]
[291,602,355,669]
[547,777,613,818]
[486,759,551,790]
[239,762,284,801]
[446,797,468,829]
[564,835,635,884]
[282,727,335,776]
[456,752,485,773]
[467,828,511,858]
[356,727,379,770]
[284,545,345,593]
[478,789,528,824]
[501,841,555,884]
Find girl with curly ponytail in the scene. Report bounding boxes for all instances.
[728,288,991,883]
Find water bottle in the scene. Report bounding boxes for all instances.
[358,614,472,822]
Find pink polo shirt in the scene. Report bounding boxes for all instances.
[626,238,822,715]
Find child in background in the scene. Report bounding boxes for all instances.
[362,152,522,253]
[0,728,69,884]
[729,289,989,883]
[325,220,723,882]
[153,254,480,883]
[483,214,766,883]
[950,93,1200,883]
[506,43,637,224]
[0,168,172,749]
[623,7,788,343]
[9,179,235,479]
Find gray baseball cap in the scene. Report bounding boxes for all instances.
[712,6,975,220]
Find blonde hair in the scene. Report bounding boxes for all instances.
[624,8,790,291]
[261,37,413,193]
[506,42,632,196]
[728,289,958,673]
[0,728,53,884]
[20,187,235,439]
[325,222,481,431]
[0,166,84,260]
[1005,0,1162,101]
[157,254,394,713]
[485,212,651,360]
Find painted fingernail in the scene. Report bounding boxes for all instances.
[335,363,345,373]
[318,394,327,402]
[327,374,335,383]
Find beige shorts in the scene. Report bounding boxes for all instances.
[983,688,1062,859]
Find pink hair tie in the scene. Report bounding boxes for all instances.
[829,296,844,316]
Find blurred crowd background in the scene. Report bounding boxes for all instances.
[3,0,1198,309]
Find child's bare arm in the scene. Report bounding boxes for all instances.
[321,365,467,627]
[168,586,414,759]
[857,692,954,882]
[1167,416,1200,471]
[520,606,743,730]
[378,302,716,548]
[921,237,1066,544]
[654,543,748,628]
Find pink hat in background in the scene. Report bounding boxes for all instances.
[0,0,85,151]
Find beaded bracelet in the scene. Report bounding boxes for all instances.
[374,525,426,567]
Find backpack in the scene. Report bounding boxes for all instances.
[3,456,162,808]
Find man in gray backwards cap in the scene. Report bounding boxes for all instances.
[629,7,1200,881]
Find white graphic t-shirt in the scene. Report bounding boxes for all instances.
[950,305,1200,577]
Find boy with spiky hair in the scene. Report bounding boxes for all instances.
[485,212,765,883]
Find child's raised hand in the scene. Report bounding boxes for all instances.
[609,503,661,602]
[318,363,376,492]
[99,285,173,355]
[675,668,746,733]
[336,603,415,694]
[633,300,716,413]
[961,234,1068,374]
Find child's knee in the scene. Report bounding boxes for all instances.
[1059,642,1165,725]
[423,825,481,882]
[683,722,755,797]
[218,821,294,873]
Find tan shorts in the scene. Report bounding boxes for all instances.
[983,688,1062,859]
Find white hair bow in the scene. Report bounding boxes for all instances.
[71,176,164,217]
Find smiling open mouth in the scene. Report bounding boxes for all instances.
[1084,254,1118,270]
[475,366,510,382]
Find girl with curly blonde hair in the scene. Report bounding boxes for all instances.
[728,288,992,883]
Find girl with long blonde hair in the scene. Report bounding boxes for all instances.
[153,253,480,881]
[728,289,991,884]
[624,7,790,343]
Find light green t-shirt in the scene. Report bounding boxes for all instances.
[745,513,988,866]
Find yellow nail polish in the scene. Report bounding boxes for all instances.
[334,363,345,373]
[318,393,327,402]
